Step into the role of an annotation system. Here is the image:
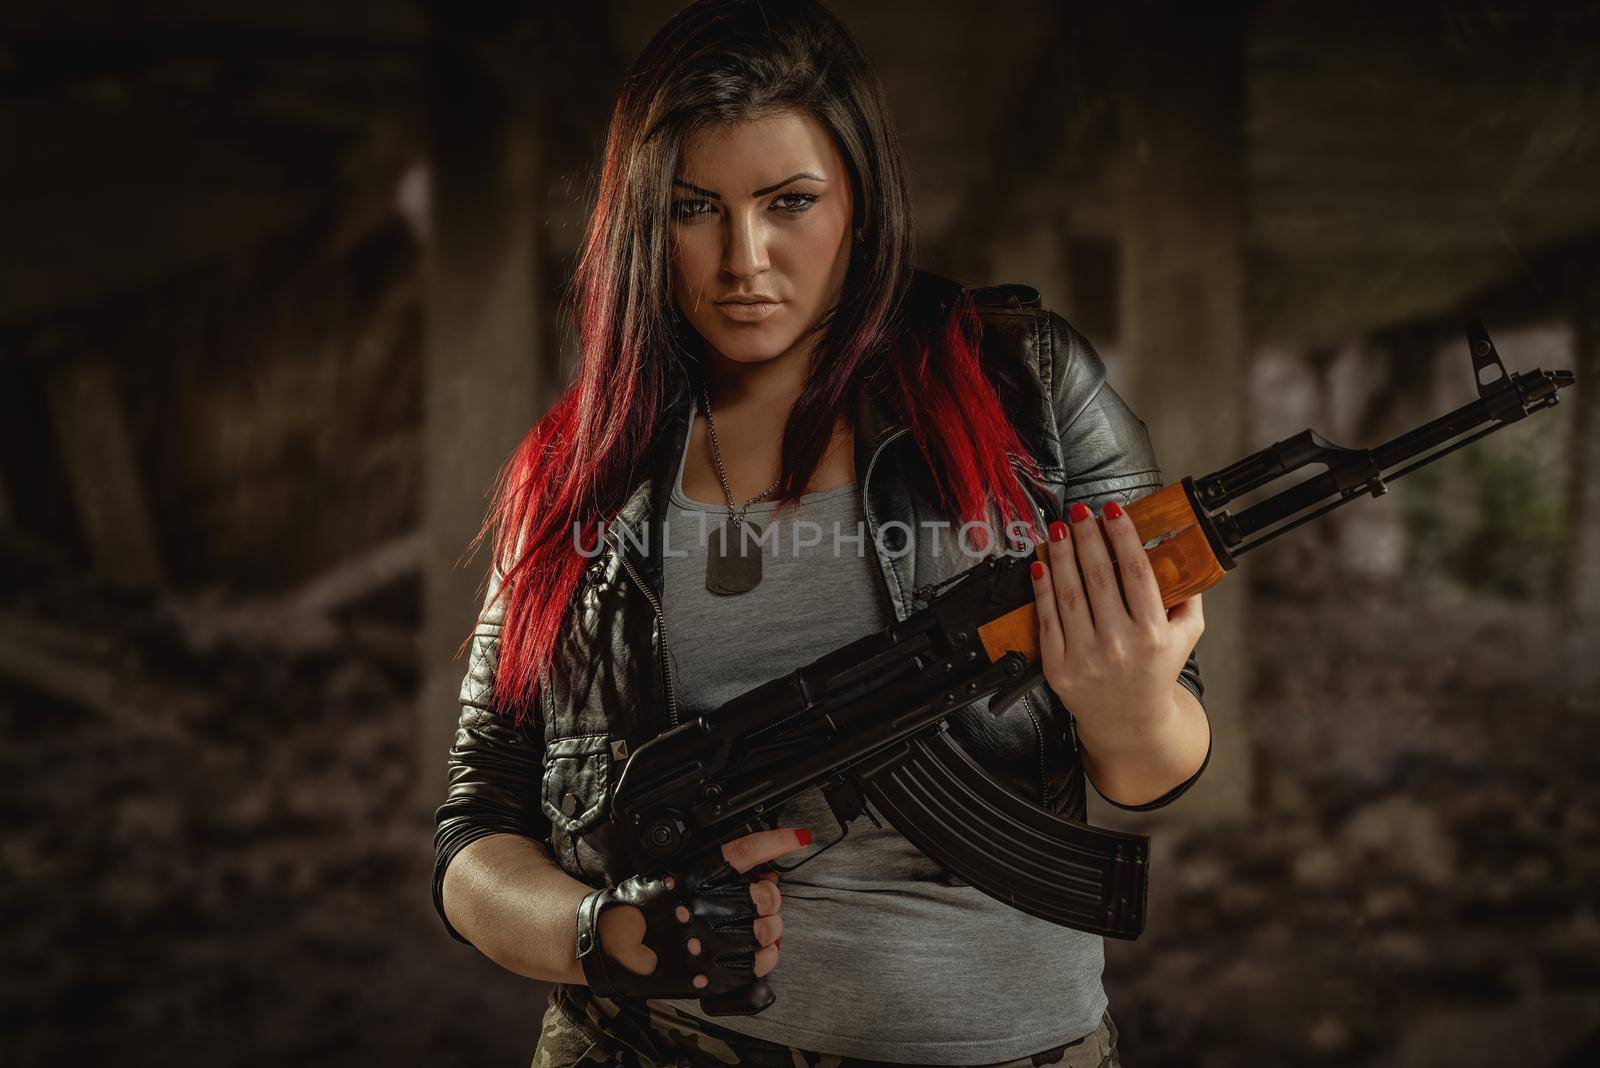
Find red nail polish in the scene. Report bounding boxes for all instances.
[1030,560,1045,581]
[796,828,813,846]
[1049,520,1068,542]
[1104,500,1123,520]
[1069,502,1090,523]
[776,938,781,949]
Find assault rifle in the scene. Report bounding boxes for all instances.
[605,321,1572,1016]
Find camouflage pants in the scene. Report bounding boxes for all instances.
[530,985,1121,1068]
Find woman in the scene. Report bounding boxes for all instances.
[433,1,1210,1065]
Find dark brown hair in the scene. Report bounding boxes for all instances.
[470,0,1041,720]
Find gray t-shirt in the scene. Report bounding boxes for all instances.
[654,405,1107,1064]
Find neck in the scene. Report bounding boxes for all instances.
[680,328,856,503]
[698,333,817,420]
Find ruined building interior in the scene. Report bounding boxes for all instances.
[2,3,1597,1066]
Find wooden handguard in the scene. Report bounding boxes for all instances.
[1123,482,1228,610]
[978,482,1225,668]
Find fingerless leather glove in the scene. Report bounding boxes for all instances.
[575,847,774,1015]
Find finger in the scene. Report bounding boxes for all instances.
[753,913,784,946]
[1045,514,1094,645]
[722,827,814,874]
[1028,546,1072,696]
[749,879,781,916]
[1168,591,1204,635]
[629,944,659,977]
[755,871,780,884]
[753,942,779,979]
[601,905,657,976]
[1099,500,1164,626]
[1066,500,1129,634]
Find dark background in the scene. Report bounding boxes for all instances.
[2,2,1597,1065]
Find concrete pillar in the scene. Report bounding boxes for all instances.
[44,354,165,589]
[1327,326,1440,584]
[1113,2,1254,822]
[1564,265,1600,671]
[419,7,546,817]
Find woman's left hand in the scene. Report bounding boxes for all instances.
[1028,499,1204,745]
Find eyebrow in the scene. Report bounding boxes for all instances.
[672,172,827,200]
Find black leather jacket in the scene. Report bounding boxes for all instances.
[432,270,1208,943]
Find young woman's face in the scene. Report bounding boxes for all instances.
[668,109,856,368]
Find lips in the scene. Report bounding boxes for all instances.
[715,297,782,322]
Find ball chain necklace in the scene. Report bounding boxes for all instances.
[699,380,779,595]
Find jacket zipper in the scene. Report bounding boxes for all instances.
[616,548,679,730]
[1020,690,1049,804]
[862,426,911,616]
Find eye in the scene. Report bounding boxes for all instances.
[671,198,715,221]
[669,193,817,221]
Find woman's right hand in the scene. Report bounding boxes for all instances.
[575,827,812,1000]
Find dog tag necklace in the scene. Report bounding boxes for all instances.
[700,381,779,595]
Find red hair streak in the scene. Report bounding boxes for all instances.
[459,279,1044,729]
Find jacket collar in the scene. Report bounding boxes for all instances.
[853,377,905,476]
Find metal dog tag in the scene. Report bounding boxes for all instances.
[706,517,763,595]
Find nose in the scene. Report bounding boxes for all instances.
[723,208,770,279]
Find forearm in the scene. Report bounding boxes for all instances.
[1078,679,1210,808]
[440,833,594,985]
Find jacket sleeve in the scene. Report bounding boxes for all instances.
[1043,309,1210,813]
[431,559,552,945]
